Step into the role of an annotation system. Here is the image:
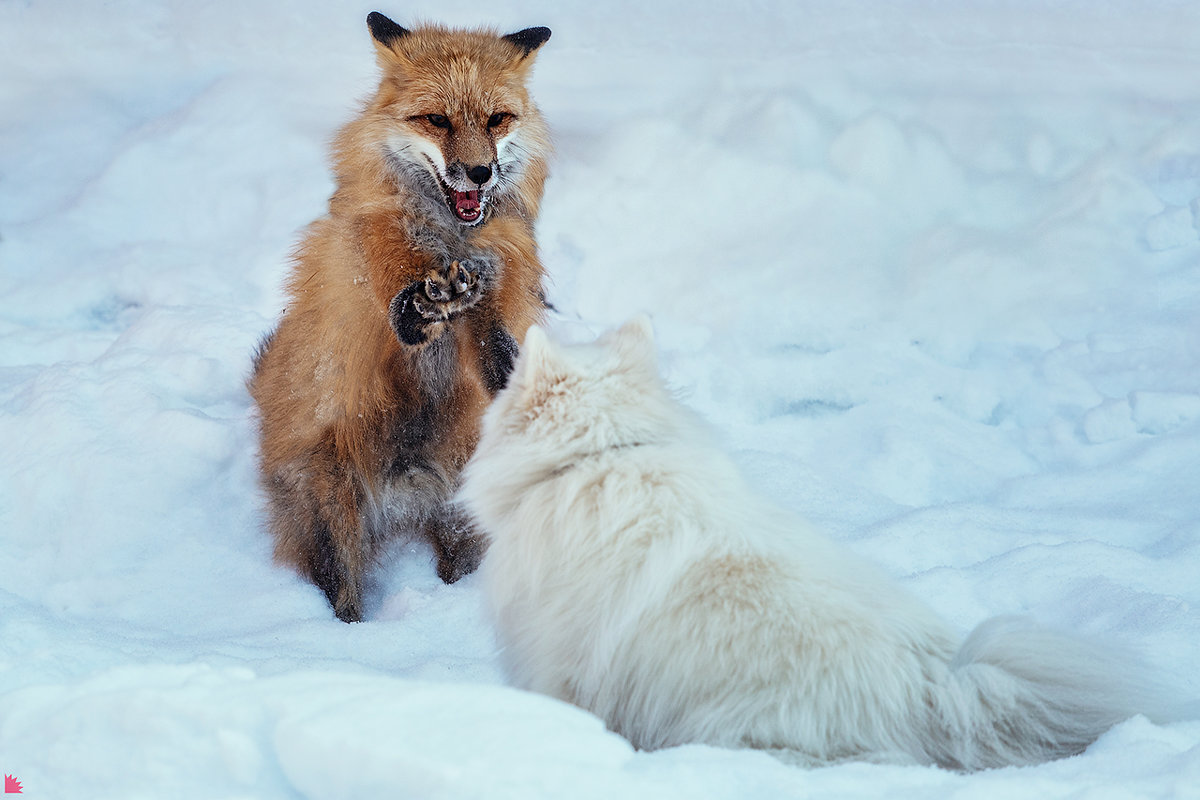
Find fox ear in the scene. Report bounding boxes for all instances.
[503,27,551,60]
[608,314,657,370]
[517,325,562,383]
[367,12,411,50]
[617,314,655,346]
[523,324,550,359]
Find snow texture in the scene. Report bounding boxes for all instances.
[1,1,1198,797]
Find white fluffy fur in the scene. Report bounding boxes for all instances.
[458,317,1183,770]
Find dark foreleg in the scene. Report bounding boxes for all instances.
[426,503,487,584]
[480,324,519,395]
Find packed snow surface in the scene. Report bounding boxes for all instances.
[2,1,1199,797]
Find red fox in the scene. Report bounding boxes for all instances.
[250,13,552,621]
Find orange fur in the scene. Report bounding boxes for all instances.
[250,15,552,621]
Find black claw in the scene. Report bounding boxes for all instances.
[425,278,449,301]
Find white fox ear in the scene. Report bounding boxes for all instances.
[516,325,561,383]
[617,314,654,345]
[609,314,657,370]
[523,324,549,357]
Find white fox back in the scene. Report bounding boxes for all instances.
[459,318,1188,768]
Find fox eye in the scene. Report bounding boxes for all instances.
[487,112,513,129]
[425,114,451,129]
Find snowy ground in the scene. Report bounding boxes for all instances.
[2,1,1199,797]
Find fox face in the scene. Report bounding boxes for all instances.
[367,13,551,226]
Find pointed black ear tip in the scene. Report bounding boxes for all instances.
[503,26,552,57]
[367,12,411,47]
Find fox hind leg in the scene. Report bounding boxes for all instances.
[266,442,369,623]
[306,513,365,623]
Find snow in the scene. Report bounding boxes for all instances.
[1,0,1199,797]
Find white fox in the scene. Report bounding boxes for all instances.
[459,317,1187,769]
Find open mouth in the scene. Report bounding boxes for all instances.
[416,153,490,225]
[449,188,483,224]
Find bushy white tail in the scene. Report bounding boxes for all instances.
[917,617,1187,770]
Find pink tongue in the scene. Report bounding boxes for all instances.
[454,190,481,219]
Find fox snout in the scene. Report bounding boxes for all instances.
[441,160,497,224]
[446,161,495,190]
[466,164,492,186]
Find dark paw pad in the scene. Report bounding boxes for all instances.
[424,259,479,304]
[389,257,492,346]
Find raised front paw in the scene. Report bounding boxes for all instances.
[421,258,482,317]
[389,257,491,346]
